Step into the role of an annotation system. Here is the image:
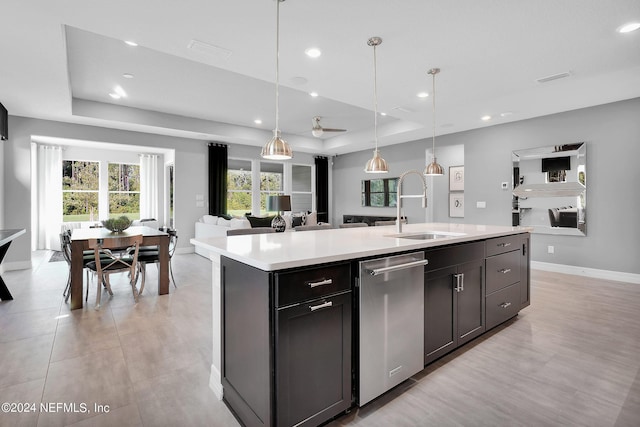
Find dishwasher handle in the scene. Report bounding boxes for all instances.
[369,259,429,276]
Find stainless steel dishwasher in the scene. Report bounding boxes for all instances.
[358,251,428,406]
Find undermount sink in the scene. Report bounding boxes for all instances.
[386,231,466,240]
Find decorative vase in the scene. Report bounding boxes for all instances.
[271,215,286,232]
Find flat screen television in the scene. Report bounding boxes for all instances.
[0,102,7,140]
[541,156,570,172]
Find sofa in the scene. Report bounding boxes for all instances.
[194,212,326,257]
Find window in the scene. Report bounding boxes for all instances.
[260,162,283,214]
[227,159,252,216]
[291,164,313,212]
[108,163,140,220]
[362,177,398,207]
[62,160,100,222]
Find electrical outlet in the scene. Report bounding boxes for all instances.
[501,182,509,189]
[548,245,554,254]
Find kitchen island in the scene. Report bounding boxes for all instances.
[191,222,531,427]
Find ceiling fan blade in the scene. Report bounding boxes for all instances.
[321,128,347,132]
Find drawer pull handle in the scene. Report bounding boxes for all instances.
[307,278,332,288]
[500,302,512,309]
[498,242,512,247]
[309,301,333,311]
[498,268,512,274]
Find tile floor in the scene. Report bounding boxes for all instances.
[0,252,638,426]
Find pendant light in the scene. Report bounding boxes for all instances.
[261,0,293,160]
[364,37,388,173]
[424,68,444,176]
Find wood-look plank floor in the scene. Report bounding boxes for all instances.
[0,253,638,426]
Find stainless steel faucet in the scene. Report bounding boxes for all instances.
[396,169,428,233]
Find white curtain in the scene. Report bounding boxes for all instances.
[36,145,63,250]
[140,154,159,220]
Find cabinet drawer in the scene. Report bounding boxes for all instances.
[486,234,522,257]
[486,250,520,294]
[486,282,520,330]
[276,263,351,307]
[425,241,485,271]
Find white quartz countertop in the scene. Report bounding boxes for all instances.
[190,222,531,271]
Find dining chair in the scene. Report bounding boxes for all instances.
[60,230,110,303]
[135,228,179,294]
[86,234,143,308]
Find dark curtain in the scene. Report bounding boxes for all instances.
[315,156,329,223]
[208,143,228,215]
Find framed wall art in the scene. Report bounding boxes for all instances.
[449,193,464,218]
[449,165,464,191]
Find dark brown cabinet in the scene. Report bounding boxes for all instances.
[424,241,485,365]
[485,234,529,330]
[221,257,352,427]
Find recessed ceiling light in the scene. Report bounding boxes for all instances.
[481,115,492,121]
[305,47,322,58]
[124,40,138,47]
[123,73,134,79]
[380,112,387,116]
[113,85,127,98]
[109,93,121,99]
[254,119,262,125]
[309,91,319,97]
[500,111,513,117]
[618,22,640,33]
[417,92,429,98]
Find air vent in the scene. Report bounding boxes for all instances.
[187,39,232,60]
[536,72,571,84]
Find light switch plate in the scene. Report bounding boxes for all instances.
[476,201,486,209]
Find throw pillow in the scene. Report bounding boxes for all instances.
[202,215,218,224]
[306,212,317,226]
[246,215,275,228]
[230,218,251,229]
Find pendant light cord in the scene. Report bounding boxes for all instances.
[431,71,436,157]
[275,0,281,133]
[373,43,379,150]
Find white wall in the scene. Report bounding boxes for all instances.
[333,98,640,275]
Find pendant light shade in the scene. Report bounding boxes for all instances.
[364,149,389,173]
[261,130,292,160]
[424,68,444,176]
[261,0,292,160]
[364,36,388,173]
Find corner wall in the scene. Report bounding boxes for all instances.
[333,98,640,275]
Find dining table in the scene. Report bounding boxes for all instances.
[70,226,170,310]
[0,228,27,300]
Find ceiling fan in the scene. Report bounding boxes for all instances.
[311,116,347,137]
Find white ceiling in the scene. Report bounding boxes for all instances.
[2,0,639,156]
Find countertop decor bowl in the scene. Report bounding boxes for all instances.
[102,216,132,233]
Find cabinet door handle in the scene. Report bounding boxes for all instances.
[498,268,511,274]
[309,301,333,311]
[307,278,332,288]
[500,302,512,309]
[498,242,511,248]
[369,259,429,276]
[453,273,464,292]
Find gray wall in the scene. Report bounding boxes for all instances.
[333,97,640,275]
[4,116,210,265]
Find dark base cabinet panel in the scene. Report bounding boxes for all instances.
[424,265,457,363]
[486,282,520,330]
[222,257,273,427]
[276,292,352,427]
[456,260,485,346]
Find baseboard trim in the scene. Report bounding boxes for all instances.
[209,364,223,400]
[532,261,640,284]
[1,260,33,273]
